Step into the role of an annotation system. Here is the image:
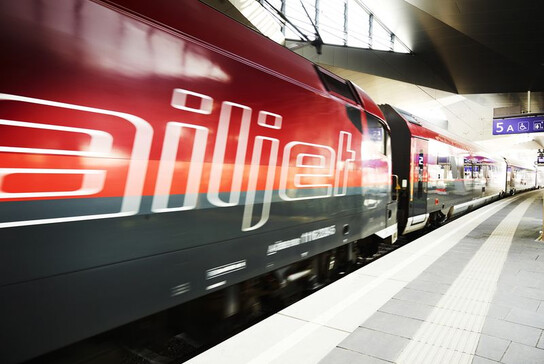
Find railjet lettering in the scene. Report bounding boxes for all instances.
[0,91,355,231]
[267,225,336,255]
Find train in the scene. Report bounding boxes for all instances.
[0,1,539,362]
[382,105,537,234]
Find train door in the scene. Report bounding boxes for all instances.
[385,135,397,233]
[411,137,428,218]
[362,113,394,235]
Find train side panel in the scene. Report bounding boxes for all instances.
[425,141,506,217]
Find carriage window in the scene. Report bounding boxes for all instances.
[449,155,457,179]
[464,165,472,178]
[437,155,451,179]
[473,165,481,178]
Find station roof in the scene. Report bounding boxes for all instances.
[204,0,544,158]
[315,0,544,95]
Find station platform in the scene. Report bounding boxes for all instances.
[187,189,544,364]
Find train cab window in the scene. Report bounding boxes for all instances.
[316,67,359,104]
[366,113,387,155]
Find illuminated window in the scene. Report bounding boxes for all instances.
[262,0,410,53]
[318,1,346,45]
[347,0,370,48]
[371,18,392,51]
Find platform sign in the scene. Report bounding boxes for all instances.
[493,114,544,135]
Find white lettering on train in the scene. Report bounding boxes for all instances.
[267,225,336,255]
[0,93,153,229]
[0,90,356,230]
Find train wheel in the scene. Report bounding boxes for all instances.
[357,236,380,260]
[430,211,447,227]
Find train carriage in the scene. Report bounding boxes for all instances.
[380,104,507,234]
[506,161,537,195]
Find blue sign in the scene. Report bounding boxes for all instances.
[493,115,544,135]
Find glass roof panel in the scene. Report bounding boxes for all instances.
[347,0,370,48]
[262,0,411,54]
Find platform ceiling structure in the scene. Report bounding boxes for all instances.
[292,0,544,95]
[205,0,544,162]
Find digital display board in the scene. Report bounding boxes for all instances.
[493,114,544,135]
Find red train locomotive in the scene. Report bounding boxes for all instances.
[0,1,396,362]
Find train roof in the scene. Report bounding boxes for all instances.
[382,104,501,157]
[504,158,536,170]
[106,0,321,88]
[105,0,384,121]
